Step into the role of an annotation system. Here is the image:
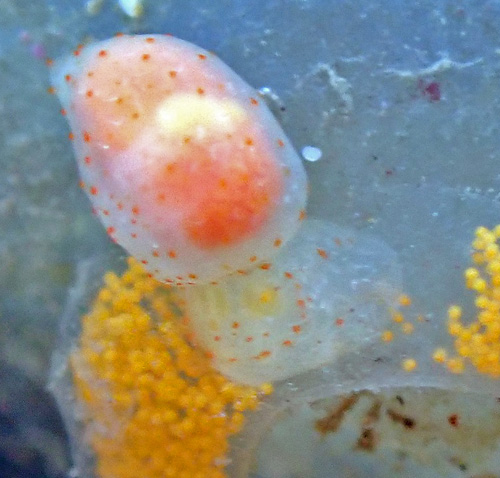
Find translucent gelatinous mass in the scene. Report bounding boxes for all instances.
[180,220,402,385]
[52,34,307,284]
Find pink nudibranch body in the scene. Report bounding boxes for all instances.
[52,34,307,284]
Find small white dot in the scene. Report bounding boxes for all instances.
[301,146,322,162]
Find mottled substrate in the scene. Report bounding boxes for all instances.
[71,257,272,478]
[252,388,500,478]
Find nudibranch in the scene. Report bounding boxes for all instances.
[51,34,307,285]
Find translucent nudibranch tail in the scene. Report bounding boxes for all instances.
[180,219,402,385]
[51,34,307,285]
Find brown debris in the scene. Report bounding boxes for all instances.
[386,408,416,429]
[315,393,360,435]
[356,399,381,451]
[357,427,378,451]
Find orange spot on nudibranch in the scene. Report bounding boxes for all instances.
[204,350,215,359]
[292,325,302,334]
[218,178,228,189]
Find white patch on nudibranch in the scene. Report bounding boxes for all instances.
[156,94,247,141]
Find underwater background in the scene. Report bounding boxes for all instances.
[2,0,500,477]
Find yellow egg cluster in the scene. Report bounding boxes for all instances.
[439,225,500,376]
[72,257,272,478]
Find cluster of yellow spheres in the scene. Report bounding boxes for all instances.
[437,225,500,376]
[72,257,272,478]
